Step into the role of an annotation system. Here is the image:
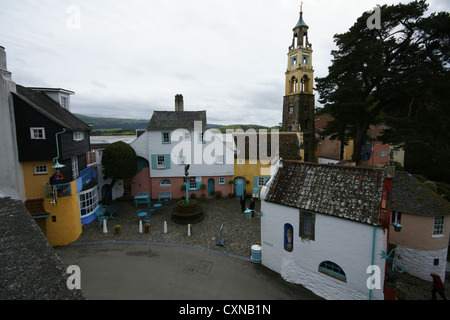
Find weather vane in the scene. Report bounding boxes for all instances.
[300,1,303,13]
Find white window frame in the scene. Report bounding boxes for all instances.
[215,155,224,165]
[78,185,99,217]
[71,156,79,180]
[257,176,266,186]
[30,127,46,140]
[60,96,69,109]
[219,177,225,185]
[178,155,186,165]
[432,216,445,237]
[198,132,205,144]
[162,131,171,144]
[73,131,84,141]
[34,165,48,175]
[157,155,166,169]
[184,131,191,141]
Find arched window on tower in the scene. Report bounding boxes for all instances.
[291,77,298,93]
[301,75,309,92]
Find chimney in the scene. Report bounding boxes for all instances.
[175,94,184,111]
[0,46,8,72]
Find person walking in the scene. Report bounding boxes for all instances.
[430,272,447,300]
[249,197,255,217]
[240,194,246,213]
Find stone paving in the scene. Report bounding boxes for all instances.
[76,196,447,300]
[76,196,261,259]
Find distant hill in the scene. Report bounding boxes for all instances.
[74,114,274,135]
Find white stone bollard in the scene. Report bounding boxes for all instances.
[102,219,107,233]
[139,220,143,233]
[164,221,168,234]
[187,224,191,237]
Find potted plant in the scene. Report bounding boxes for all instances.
[114,225,121,234]
[144,223,150,233]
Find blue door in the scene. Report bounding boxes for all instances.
[208,178,215,196]
[235,177,246,196]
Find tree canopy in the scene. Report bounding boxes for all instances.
[315,0,450,182]
[101,141,137,203]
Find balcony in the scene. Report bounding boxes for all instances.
[43,182,72,199]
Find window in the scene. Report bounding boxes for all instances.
[291,57,297,68]
[391,212,402,224]
[157,155,166,169]
[289,106,294,115]
[71,156,79,180]
[302,56,309,65]
[160,179,172,187]
[30,127,45,140]
[257,176,266,186]
[78,186,99,217]
[433,216,445,237]
[198,132,205,143]
[184,131,191,141]
[60,96,69,109]
[318,261,347,282]
[34,165,48,175]
[215,155,224,165]
[151,154,170,170]
[299,210,315,240]
[189,177,198,190]
[284,224,294,252]
[162,131,171,144]
[88,151,97,165]
[219,177,225,185]
[237,159,245,165]
[291,77,298,93]
[73,131,84,141]
[178,155,186,165]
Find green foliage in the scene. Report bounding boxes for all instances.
[102,141,137,179]
[315,1,450,182]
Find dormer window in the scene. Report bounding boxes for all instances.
[30,127,46,140]
[73,131,84,141]
[60,96,69,109]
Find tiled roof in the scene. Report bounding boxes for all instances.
[147,110,207,131]
[264,161,384,225]
[24,198,49,217]
[234,132,301,160]
[390,172,450,216]
[0,198,85,299]
[13,85,91,131]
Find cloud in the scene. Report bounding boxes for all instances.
[1,0,448,127]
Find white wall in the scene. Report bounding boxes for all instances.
[399,245,447,281]
[260,199,387,300]
[147,130,234,178]
[0,47,25,200]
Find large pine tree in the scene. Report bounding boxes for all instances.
[315,0,450,181]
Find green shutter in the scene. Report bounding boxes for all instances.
[151,155,158,169]
[164,154,171,169]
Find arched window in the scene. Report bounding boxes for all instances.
[284,224,294,252]
[291,77,298,93]
[160,179,172,187]
[301,75,309,92]
[318,261,347,282]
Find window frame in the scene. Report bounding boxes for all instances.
[34,165,48,175]
[160,179,172,187]
[318,261,347,282]
[157,155,166,169]
[30,127,46,140]
[299,210,315,241]
[432,216,445,237]
[162,131,171,144]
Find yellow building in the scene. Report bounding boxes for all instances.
[233,132,302,198]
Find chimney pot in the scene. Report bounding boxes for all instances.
[175,94,184,112]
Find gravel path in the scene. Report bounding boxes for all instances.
[76,196,261,259]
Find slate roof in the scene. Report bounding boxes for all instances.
[234,132,301,160]
[147,110,207,131]
[265,161,384,225]
[0,198,85,299]
[13,85,91,131]
[390,172,450,216]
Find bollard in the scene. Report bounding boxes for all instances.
[102,219,108,234]
[164,221,168,234]
[187,224,191,237]
[139,220,143,233]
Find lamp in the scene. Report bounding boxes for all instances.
[52,159,65,169]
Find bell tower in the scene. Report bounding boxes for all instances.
[282,2,315,162]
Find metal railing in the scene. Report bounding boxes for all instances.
[43,182,72,199]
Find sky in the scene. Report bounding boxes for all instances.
[1,0,449,127]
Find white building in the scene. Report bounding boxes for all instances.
[130,95,234,200]
[260,161,390,300]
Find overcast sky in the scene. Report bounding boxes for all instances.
[1,0,448,127]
